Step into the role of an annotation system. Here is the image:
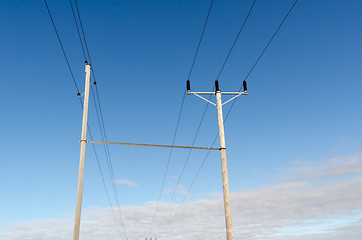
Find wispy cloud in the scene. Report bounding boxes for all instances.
[164,184,188,196]
[278,153,362,181]
[114,178,138,186]
[2,153,362,240]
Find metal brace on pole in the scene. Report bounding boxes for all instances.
[73,61,91,240]
[186,79,247,240]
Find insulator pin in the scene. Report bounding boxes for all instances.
[215,80,220,92]
[243,80,247,92]
[186,80,191,93]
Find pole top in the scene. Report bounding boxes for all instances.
[215,80,220,92]
[243,80,247,93]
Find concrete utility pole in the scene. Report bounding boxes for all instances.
[187,79,247,240]
[73,61,91,240]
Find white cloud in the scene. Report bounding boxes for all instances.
[114,179,138,186]
[164,184,188,197]
[278,153,362,181]
[1,153,362,240]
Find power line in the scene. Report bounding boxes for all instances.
[242,0,298,84]
[44,0,126,238]
[157,0,299,234]
[70,1,129,238]
[171,1,258,199]
[155,134,218,237]
[159,1,258,221]
[167,1,258,199]
[90,86,129,240]
[153,99,211,236]
[81,99,124,239]
[74,8,129,240]
[148,0,215,236]
[43,0,80,94]
[69,0,87,60]
[227,0,299,119]
[216,0,257,80]
[74,0,92,63]
[146,91,186,236]
[188,0,214,80]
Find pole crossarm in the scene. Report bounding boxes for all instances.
[87,140,220,151]
[189,91,247,106]
[185,80,249,240]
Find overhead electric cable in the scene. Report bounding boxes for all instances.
[84,109,124,239]
[74,0,92,63]
[70,1,129,238]
[43,0,80,94]
[89,86,128,240]
[44,1,127,238]
[226,0,299,120]
[154,3,259,227]
[147,91,186,235]
[158,0,299,234]
[162,2,258,208]
[216,0,257,80]
[188,0,214,80]
[155,134,218,237]
[166,2,258,201]
[148,0,215,236]
[69,0,87,60]
[152,94,211,236]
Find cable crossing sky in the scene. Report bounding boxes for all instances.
[43,0,300,239]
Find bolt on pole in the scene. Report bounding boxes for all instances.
[186,79,248,240]
[73,62,91,240]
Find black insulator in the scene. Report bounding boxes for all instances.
[93,81,97,85]
[77,92,81,96]
[215,80,220,92]
[243,80,247,92]
[186,80,191,92]
[84,60,88,64]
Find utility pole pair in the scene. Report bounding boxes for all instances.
[72,61,247,240]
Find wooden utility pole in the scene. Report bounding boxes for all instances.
[73,61,91,240]
[187,79,247,240]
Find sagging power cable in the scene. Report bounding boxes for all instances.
[157,0,299,234]
[44,1,125,238]
[69,0,129,238]
[148,0,215,236]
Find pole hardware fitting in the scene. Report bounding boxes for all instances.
[90,81,97,86]
[84,60,91,67]
[215,80,220,92]
[187,79,235,240]
[243,80,247,92]
[186,80,191,94]
[79,139,87,143]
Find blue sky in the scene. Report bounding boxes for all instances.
[1,0,362,239]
